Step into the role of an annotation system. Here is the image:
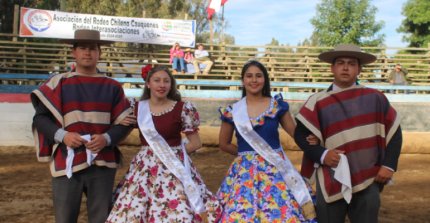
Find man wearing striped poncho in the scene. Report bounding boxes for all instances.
[31,30,132,223]
[294,44,402,223]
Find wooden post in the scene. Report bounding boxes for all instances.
[427,43,430,78]
[108,47,114,78]
[13,5,19,42]
[220,42,229,78]
[382,50,388,80]
[60,0,67,10]
[23,39,27,74]
[63,44,69,73]
[209,20,213,49]
[266,46,274,79]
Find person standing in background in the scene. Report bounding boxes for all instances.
[388,63,408,85]
[388,63,409,93]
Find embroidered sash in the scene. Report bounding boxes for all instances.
[232,97,315,219]
[137,100,205,213]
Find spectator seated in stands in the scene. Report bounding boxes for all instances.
[184,48,194,74]
[193,43,213,75]
[169,42,186,74]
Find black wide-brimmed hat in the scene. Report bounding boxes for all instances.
[318,44,376,65]
[61,29,113,45]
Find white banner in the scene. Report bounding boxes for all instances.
[19,7,196,47]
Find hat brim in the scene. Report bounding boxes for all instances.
[60,38,114,45]
[318,51,376,65]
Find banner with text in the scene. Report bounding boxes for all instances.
[19,7,196,47]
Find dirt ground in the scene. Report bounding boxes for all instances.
[0,145,429,223]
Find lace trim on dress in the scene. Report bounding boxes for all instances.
[219,94,286,127]
[249,98,276,126]
[151,101,178,116]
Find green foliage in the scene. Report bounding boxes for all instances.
[189,0,210,39]
[299,34,319,47]
[60,0,119,15]
[310,0,385,46]
[398,0,430,48]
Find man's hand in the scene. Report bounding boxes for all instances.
[85,134,107,153]
[323,149,345,168]
[375,166,394,184]
[63,132,87,148]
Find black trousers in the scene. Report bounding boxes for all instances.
[316,181,381,223]
[52,166,116,223]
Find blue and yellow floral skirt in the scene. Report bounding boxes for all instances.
[216,150,317,223]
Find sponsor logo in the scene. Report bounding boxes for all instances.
[162,21,173,31]
[27,10,52,32]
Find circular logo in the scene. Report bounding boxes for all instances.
[27,10,52,32]
[162,21,173,31]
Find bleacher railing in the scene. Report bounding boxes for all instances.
[1,32,430,86]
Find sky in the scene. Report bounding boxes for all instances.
[221,0,407,50]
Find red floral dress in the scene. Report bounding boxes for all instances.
[107,101,221,223]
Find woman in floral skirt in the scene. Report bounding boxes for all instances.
[217,60,318,222]
[107,66,221,222]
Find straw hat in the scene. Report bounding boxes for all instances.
[185,48,191,52]
[318,44,376,65]
[61,29,113,45]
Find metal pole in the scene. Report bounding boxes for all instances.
[221,4,225,44]
[210,19,213,47]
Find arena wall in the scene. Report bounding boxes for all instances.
[2,98,429,154]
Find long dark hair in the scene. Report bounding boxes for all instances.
[241,60,271,98]
[140,66,181,101]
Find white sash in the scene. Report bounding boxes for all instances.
[232,97,315,218]
[137,100,205,213]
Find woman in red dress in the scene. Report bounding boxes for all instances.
[107,66,221,222]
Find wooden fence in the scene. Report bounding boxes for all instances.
[1,33,430,85]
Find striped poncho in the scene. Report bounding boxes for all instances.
[296,85,401,203]
[31,72,131,177]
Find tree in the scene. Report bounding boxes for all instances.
[310,0,384,46]
[299,34,319,47]
[189,0,211,43]
[398,0,430,48]
[63,0,120,15]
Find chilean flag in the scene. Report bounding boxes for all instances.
[207,0,228,20]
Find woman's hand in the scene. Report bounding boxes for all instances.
[119,114,137,126]
[306,134,320,145]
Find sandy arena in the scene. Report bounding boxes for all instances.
[1,128,429,223]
